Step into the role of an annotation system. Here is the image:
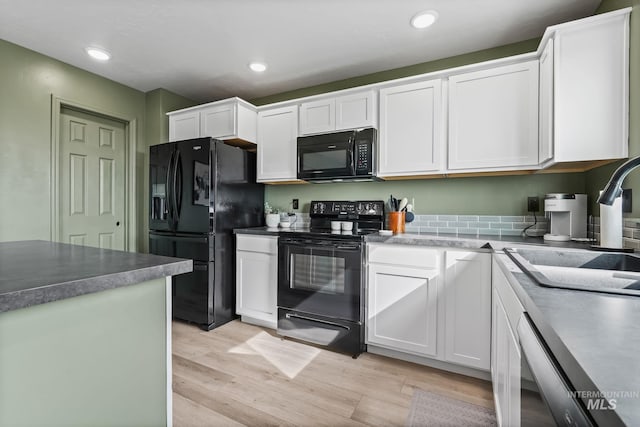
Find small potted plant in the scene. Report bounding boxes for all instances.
[264,202,280,228]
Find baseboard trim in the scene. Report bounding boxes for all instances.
[240,315,277,330]
[367,345,491,381]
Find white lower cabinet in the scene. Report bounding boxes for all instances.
[492,258,523,427]
[367,263,439,356]
[443,251,491,370]
[366,244,491,372]
[235,235,278,329]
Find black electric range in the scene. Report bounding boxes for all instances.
[276,200,385,357]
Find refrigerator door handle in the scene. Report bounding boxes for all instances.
[175,150,183,220]
[166,149,176,228]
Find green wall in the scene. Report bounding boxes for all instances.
[255,39,589,215]
[0,39,145,244]
[585,0,640,216]
[266,174,587,215]
[0,38,196,250]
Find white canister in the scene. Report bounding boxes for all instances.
[266,213,280,228]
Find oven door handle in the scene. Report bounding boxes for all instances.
[285,313,351,331]
[280,241,361,251]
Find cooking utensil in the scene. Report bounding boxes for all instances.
[406,204,413,212]
[398,198,408,212]
[405,211,415,223]
[389,194,398,211]
[387,195,395,212]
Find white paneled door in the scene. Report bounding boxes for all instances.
[60,107,126,250]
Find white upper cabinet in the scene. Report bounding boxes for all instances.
[169,110,200,142]
[299,90,376,135]
[378,79,443,177]
[299,98,335,135]
[448,60,539,171]
[538,38,554,165]
[257,105,299,182]
[335,91,376,130]
[168,97,257,143]
[550,10,629,163]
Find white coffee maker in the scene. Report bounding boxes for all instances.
[543,193,587,242]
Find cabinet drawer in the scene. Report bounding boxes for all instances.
[368,244,439,268]
[237,234,278,253]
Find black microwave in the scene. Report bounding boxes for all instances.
[297,128,377,182]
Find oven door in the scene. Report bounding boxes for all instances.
[278,237,362,321]
[518,314,594,427]
[297,131,355,180]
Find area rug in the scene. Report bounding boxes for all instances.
[405,389,497,427]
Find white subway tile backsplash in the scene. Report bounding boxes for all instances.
[458,215,479,222]
[490,223,513,229]
[501,216,524,222]
[479,216,501,222]
[478,228,501,236]
[468,222,491,228]
[448,221,469,228]
[438,215,458,221]
[438,227,457,234]
[457,228,479,236]
[429,221,449,227]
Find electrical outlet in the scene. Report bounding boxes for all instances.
[292,198,299,210]
[527,196,540,212]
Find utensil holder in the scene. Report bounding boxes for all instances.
[388,212,405,234]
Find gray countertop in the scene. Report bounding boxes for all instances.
[494,252,640,426]
[0,240,193,313]
[234,227,593,251]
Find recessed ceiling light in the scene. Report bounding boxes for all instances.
[410,10,438,29]
[85,47,111,61]
[249,62,267,73]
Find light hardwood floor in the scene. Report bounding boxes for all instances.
[172,320,494,426]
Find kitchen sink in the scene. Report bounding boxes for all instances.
[504,247,640,296]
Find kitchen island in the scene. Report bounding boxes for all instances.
[0,240,192,427]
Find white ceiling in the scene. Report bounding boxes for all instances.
[0,0,600,103]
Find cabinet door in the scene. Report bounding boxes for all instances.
[257,106,299,181]
[378,79,443,176]
[492,289,509,427]
[444,251,491,370]
[335,91,376,130]
[169,111,200,142]
[367,263,439,356]
[539,39,554,164]
[299,98,335,135]
[507,323,521,427]
[448,60,539,170]
[554,13,629,162]
[236,250,277,323]
[200,103,236,139]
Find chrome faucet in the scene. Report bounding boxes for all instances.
[597,156,640,205]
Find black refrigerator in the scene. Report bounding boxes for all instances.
[149,138,264,330]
